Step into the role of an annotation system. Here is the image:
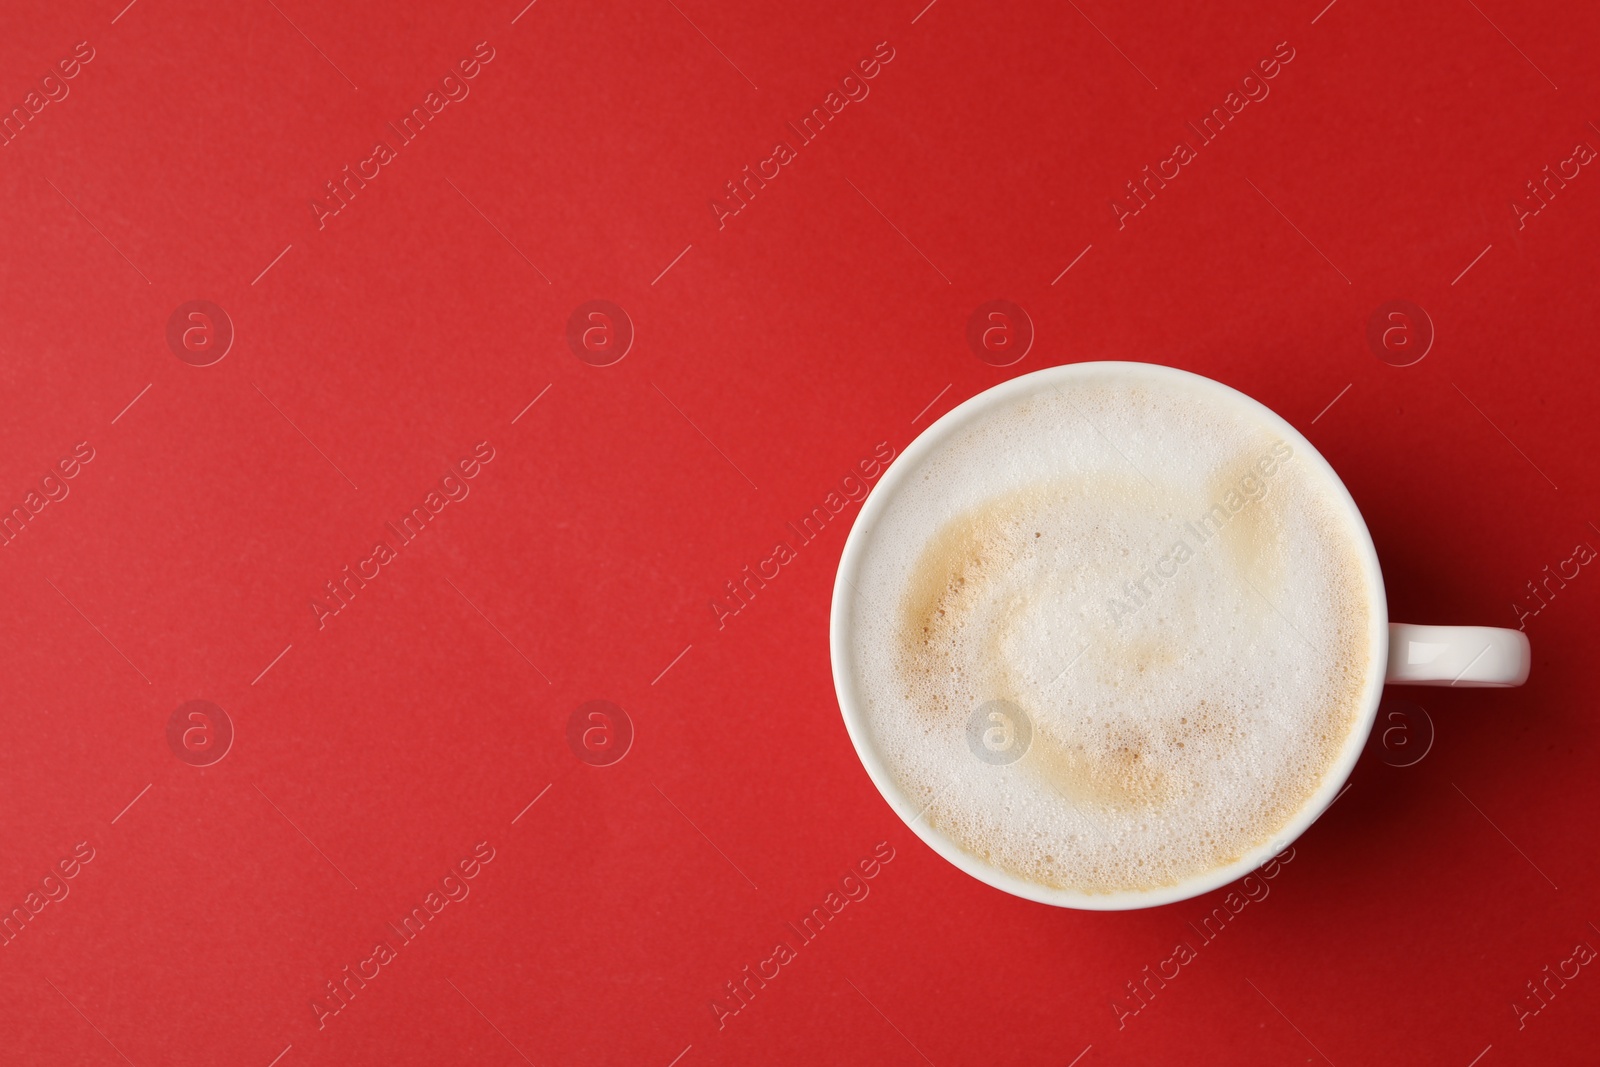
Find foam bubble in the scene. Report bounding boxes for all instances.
[848,369,1374,894]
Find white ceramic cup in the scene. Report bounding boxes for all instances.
[830,362,1530,910]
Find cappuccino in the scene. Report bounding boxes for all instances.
[844,367,1376,895]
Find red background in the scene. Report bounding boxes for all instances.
[1,0,1597,1063]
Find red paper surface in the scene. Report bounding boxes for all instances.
[1,0,1597,1063]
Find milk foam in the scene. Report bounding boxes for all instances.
[848,369,1374,894]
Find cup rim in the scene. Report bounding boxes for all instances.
[829,361,1390,910]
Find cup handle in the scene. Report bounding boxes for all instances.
[1385,624,1530,687]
